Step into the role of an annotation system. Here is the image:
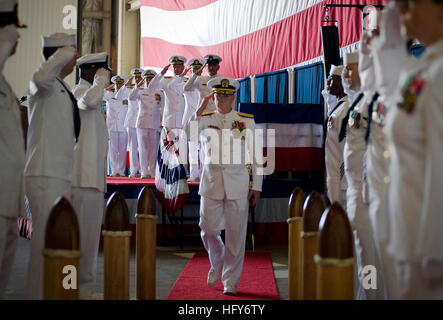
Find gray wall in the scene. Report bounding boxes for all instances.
[4,0,78,99]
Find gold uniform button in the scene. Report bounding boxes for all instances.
[221,167,225,171]
[383,150,390,159]
[384,176,390,184]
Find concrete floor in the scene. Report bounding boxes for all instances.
[3,237,289,300]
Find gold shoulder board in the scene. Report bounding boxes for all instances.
[237,112,254,118]
[201,111,215,116]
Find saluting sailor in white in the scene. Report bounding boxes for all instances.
[366,4,409,300]
[183,58,205,181]
[117,68,143,177]
[103,75,128,176]
[184,54,221,114]
[343,32,382,300]
[72,52,110,299]
[324,65,348,207]
[184,54,223,181]
[0,0,26,299]
[25,32,79,299]
[131,69,162,179]
[385,0,443,299]
[186,77,263,296]
[148,56,188,166]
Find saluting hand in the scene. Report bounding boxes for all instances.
[136,77,145,88]
[195,63,206,76]
[180,68,190,77]
[196,92,215,116]
[161,64,171,75]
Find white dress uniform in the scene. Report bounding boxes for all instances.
[132,69,162,178]
[183,58,209,181]
[0,23,26,299]
[120,68,144,177]
[25,33,78,299]
[385,38,443,300]
[149,56,188,169]
[71,52,109,297]
[321,88,339,121]
[325,96,349,207]
[342,44,383,300]
[366,6,409,300]
[187,77,263,294]
[104,75,128,176]
[148,57,187,130]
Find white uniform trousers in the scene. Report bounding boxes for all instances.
[0,216,19,299]
[25,176,71,300]
[71,187,104,297]
[136,128,159,177]
[199,196,249,289]
[376,240,396,300]
[109,130,128,176]
[188,141,200,181]
[347,188,379,300]
[391,260,443,300]
[326,176,347,208]
[127,127,140,176]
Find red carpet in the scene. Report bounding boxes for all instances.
[167,252,280,300]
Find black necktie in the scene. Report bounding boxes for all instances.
[57,78,81,142]
[365,92,380,143]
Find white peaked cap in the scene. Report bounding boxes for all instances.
[329,65,344,76]
[76,52,107,66]
[207,77,240,95]
[344,50,359,65]
[204,54,223,64]
[187,58,205,68]
[42,33,76,48]
[111,75,126,84]
[367,9,382,30]
[142,69,157,78]
[0,0,17,12]
[131,68,144,75]
[169,55,187,65]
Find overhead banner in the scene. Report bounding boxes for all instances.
[140,0,386,78]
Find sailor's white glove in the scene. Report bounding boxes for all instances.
[95,68,111,86]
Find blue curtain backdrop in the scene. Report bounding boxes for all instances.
[266,70,288,104]
[294,62,324,105]
[236,62,322,107]
[237,76,251,109]
[255,75,267,103]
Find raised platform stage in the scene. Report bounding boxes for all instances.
[104,175,323,248]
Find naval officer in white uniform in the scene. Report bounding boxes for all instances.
[183,58,205,181]
[103,75,128,176]
[131,69,163,179]
[385,0,443,299]
[366,3,409,299]
[187,77,263,296]
[0,0,26,299]
[72,52,110,299]
[117,68,143,177]
[148,56,188,165]
[324,65,348,207]
[184,54,221,113]
[25,32,79,299]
